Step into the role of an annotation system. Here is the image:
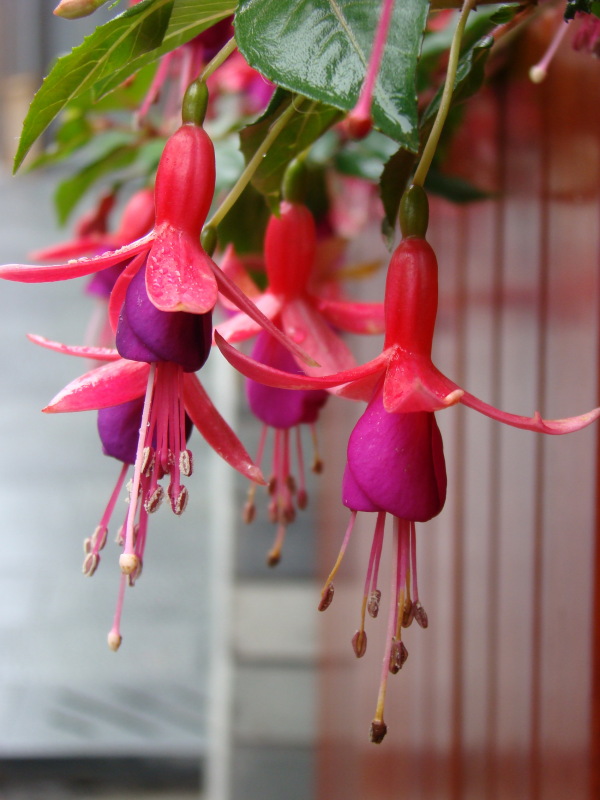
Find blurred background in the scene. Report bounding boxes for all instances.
[1,4,600,800]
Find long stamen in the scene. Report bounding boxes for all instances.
[370,515,399,744]
[244,424,269,523]
[529,17,570,83]
[295,426,308,509]
[368,511,386,617]
[318,510,357,611]
[83,462,130,577]
[310,424,323,473]
[120,364,157,575]
[107,573,128,651]
[354,510,387,657]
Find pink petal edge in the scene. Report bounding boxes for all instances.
[215,291,283,343]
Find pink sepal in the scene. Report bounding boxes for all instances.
[27,334,121,362]
[44,359,149,413]
[182,374,266,484]
[216,292,282,343]
[382,351,463,413]
[460,391,600,434]
[145,226,219,313]
[215,332,387,390]
[280,298,356,375]
[0,235,153,283]
[212,262,318,367]
[315,296,385,335]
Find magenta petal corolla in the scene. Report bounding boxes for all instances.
[44,360,149,413]
[344,387,447,522]
[183,374,266,484]
[246,332,328,429]
[117,264,212,372]
[145,228,218,314]
[97,397,145,464]
[341,461,379,513]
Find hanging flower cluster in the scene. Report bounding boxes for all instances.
[2,0,599,742]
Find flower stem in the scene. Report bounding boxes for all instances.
[206,98,301,230]
[412,0,476,188]
[201,36,237,82]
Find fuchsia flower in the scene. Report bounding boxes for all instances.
[0,122,308,363]
[28,274,263,649]
[217,201,384,563]
[216,190,600,740]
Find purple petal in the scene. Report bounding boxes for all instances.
[343,385,447,522]
[97,398,145,464]
[116,264,212,372]
[246,331,328,429]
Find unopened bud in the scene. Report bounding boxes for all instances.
[54,0,107,19]
[367,589,381,618]
[352,629,367,658]
[318,583,334,612]
[343,113,372,141]
[370,719,387,744]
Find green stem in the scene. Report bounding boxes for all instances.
[205,98,301,230]
[412,0,476,188]
[201,36,237,82]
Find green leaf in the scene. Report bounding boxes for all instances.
[421,35,494,128]
[54,136,138,223]
[216,184,270,254]
[239,90,342,211]
[425,169,494,203]
[14,0,235,171]
[235,0,428,149]
[379,147,417,247]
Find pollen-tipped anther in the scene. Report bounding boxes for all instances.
[318,582,335,612]
[352,629,367,658]
[107,630,122,651]
[369,719,387,744]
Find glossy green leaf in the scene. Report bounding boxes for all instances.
[14,0,235,171]
[425,169,493,203]
[239,90,342,211]
[54,135,137,223]
[235,0,428,149]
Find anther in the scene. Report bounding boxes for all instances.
[267,476,277,494]
[367,589,381,618]
[414,602,429,629]
[82,552,99,576]
[92,525,108,551]
[388,638,408,674]
[266,548,281,567]
[369,719,388,744]
[286,475,297,493]
[141,446,154,475]
[115,525,125,546]
[352,629,367,658]
[242,500,256,524]
[119,553,140,574]
[318,583,335,612]
[144,486,164,513]
[170,485,188,515]
[83,537,92,554]
[402,600,415,628]
[179,449,193,477]
[312,457,323,474]
[296,489,308,510]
